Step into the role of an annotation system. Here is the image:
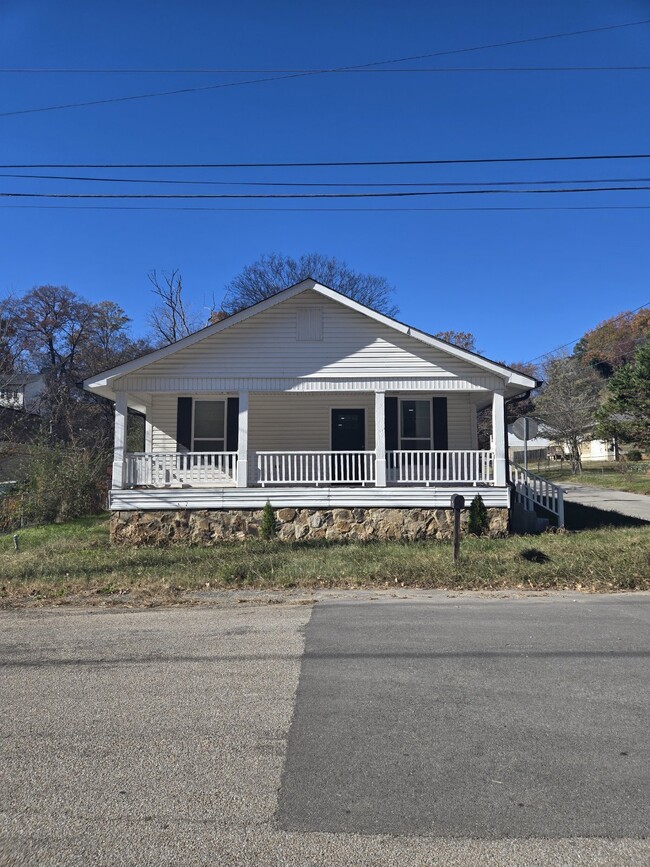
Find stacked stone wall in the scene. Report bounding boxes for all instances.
[110,506,509,545]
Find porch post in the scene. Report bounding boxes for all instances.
[112,390,127,490]
[236,390,249,487]
[375,390,386,487]
[492,389,507,486]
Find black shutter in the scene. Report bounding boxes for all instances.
[432,397,448,450]
[226,397,239,452]
[385,396,398,450]
[177,397,192,450]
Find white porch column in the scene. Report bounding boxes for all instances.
[492,389,507,486]
[145,417,153,452]
[112,391,128,490]
[236,390,249,487]
[374,390,386,487]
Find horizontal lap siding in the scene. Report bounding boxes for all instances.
[146,392,475,452]
[247,392,375,451]
[446,395,474,449]
[130,290,481,381]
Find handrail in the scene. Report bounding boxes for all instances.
[510,462,565,527]
[124,451,238,488]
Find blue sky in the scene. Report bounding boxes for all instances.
[1,0,649,364]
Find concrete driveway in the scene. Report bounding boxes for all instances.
[559,482,650,522]
[1,593,649,866]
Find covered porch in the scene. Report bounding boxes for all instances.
[110,387,509,505]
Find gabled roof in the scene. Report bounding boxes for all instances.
[83,278,538,397]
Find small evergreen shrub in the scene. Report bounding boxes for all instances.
[260,500,276,540]
[626,450,642,463]
[467,494,490,536]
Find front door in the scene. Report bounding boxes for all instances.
[331,408,365,481]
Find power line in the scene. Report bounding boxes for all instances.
[2,172,650,187]
[2,18,649,118]
[2,66,650,73]
[2,204,650,212]
[3,153,650,170]
[2,185,650,199]
[525,301,650,363]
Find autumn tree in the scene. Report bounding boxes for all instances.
[219,253,398,317]
[535,356,604,473]
[573,308,650,378]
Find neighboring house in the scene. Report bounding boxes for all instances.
[0,373,46,415]
[83,279,552,543]
[0,373,46,484]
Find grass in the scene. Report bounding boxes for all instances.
[1,512,649,605]
[528,461,650,496]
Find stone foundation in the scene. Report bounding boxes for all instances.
[110,506,509,545]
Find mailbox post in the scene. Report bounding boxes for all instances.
[451,494,465,563]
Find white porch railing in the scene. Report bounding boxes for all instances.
[256,450,376,486]
[511,462,565,527]
[387,450,494,485]
[124,452,238,488]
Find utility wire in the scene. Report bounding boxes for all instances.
[525,301,650,363]
[3,66,650,73]
[3,153,650,169]
[2,185,650,199]
[2,204,650,211]
[2,18,648,117]
[2,172,650,187]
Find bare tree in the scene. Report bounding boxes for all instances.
[148,269,202,345]
[219,253,398,317]
[535,355,604,473]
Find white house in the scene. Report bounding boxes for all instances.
[0,373,46,414]
[83,279,556,543]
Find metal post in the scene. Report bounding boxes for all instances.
[451,494,465,563]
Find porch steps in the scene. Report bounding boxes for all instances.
[511,502,550,535]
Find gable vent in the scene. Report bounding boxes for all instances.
[296,307,323,341]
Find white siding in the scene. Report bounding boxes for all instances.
[249,393,375,451]
[130,290,483,381]
[146,391,475,452]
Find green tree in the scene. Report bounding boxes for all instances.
[219,253,398,317]
[596,340,650,452]
[467,494,489,536]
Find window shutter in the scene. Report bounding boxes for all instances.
[432,397,448,450]
[176,397,192,451]
[385,396,398,450]
[226,397,239,452]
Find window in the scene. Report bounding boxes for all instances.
[400,399,431,450]
[193,400,225,451]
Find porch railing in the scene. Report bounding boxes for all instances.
[510,462,565,527]
[387,450,494,485]
[124,452,238,487]
[256,450,376,486]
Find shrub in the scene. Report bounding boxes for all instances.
[18,443,109,525]
[467,494,490,536]
[260,500,276,541]
[626,450,643,462]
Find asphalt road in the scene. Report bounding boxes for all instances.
[1,593,649,866]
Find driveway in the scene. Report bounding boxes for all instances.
[559,482,650,522]
[1,594,648,866]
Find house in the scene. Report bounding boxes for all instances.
[0,372,46,414]
[83,279,553,543]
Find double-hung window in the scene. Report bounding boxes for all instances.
[193,400,225,452]
[400,399,432,450]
